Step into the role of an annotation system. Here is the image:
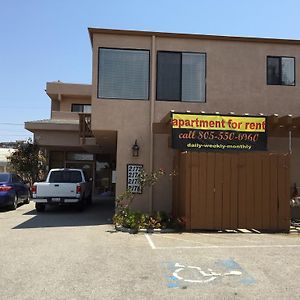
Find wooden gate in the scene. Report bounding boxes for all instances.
[173,152,290,232]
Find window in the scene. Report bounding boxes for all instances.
[66,152,94,161]
[267,56,295,86]
[71,104,91,113]
[49,170,83,183]
[0,173,9,182]
[98,48,150,100]
[157,51,206,102]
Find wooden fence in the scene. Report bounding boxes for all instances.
[173,152,290,232]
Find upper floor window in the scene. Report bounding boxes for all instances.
[71,104,91,113]
[267,56,295,86]
[98,48,150,100]
[157,51,206,102]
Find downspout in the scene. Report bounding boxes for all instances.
[149,35,156,213]
[289,130,292,154]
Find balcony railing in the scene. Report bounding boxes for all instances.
[79,113,94,143]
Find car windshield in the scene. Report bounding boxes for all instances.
[0,173,9,182]
[49,171,82,183]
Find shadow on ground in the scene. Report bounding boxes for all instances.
[13,198,115,229]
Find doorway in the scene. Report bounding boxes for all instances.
[94,154,116,199]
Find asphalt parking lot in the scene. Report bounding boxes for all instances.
[1,200,300,300]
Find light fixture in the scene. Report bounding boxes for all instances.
[132,140,140,157]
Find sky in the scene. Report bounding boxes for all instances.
[1,0,300,142]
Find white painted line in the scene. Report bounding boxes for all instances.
[154,244,300,250]
[145,234,156,249]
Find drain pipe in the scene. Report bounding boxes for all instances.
[149,35,156,213]
[289,130,292,154]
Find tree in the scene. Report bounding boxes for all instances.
[7,139,46,185]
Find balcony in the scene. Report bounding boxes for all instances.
[79,113,94,143]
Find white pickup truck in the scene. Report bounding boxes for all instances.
[32,168,92,212]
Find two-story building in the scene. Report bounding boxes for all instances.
[26,28,300,216]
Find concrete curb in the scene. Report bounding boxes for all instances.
[115,225,176,234]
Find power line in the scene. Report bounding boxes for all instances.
[0,123,23,126]
[0,136,31,137]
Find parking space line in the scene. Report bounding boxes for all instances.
[145,234,156,249]
[152,244,300,250]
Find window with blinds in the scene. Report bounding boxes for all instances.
[157,51,206,102]
[98,48,150,100]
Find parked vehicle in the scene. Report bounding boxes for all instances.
[32,168,92,212]
[0,173,30,210]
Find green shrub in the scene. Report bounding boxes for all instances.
[113,168,179,231]
[113,209,185,230]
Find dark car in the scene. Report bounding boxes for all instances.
[0,173,30,210]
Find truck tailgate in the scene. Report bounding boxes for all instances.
[35,183,78,198]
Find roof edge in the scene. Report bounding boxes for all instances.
[88,27,300,46]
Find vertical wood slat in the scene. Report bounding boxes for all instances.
[222,154,231,229]
[277,154,285,231]
[246,154,255,228]
[262,153,271,229]
[190,152,200,228]
[285,154,291,231]
[230,155,238,229]
[179,152,186,219]
[198,153,208,229]
[277,154,290,232]
[172,151,180,217]
[184,153,192,230]
[214,153,223,229]
[206,153,215,229]
[253,153,263,229]
[238,154,247,228]
[269,154,278,230]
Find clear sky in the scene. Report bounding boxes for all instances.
[1,0,300,142]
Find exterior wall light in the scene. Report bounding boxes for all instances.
[132,140,140,157]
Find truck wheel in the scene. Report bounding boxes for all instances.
[35,203,46,212]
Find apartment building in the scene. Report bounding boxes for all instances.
[25,28,300,214]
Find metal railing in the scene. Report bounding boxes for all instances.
[79,113,94,143]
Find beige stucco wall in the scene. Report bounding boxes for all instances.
[90,31,300,213]
[91,99,151,211]
[34,130,81,147]
[154,37,300,120]
[91,34,153,211]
